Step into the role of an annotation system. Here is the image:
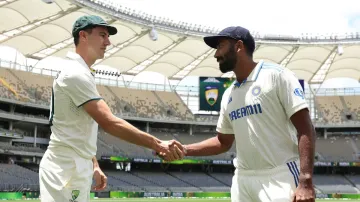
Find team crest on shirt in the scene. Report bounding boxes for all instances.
[251,86,261,96]
[69,190,80,202]
[205,86,218,106]
[294,88,304,99]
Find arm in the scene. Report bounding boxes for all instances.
[58,72,184,161]
[92,156,107,191]
[92,156,100,170]
[185,133,234,156]
[185,89,234,156]
[290,109,315,186]
[84,99,166,153]
[277,69,315,199]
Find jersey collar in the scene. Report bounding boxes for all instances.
[66,52,96,76]
[233,60,264,87]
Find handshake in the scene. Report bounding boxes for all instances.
[155,140,187,162]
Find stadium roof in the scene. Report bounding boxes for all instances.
[0,0,359,84]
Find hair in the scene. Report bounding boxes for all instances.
[74,27,94,46]
[244,40,255,58]
[229,37,255,58]
[243,34,255,58]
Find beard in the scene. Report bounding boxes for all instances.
[218,46,237,73]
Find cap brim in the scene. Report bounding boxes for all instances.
[105,25,117,35]
[203,35,232,49]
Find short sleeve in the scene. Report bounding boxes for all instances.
[277,69,309,119]
[216,90,234,134]
[57,72,102,107]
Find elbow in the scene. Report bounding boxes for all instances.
[222,144,232,153]
[219,142,232,154]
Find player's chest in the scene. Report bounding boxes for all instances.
[225,84,275,121]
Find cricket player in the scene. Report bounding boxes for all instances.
[39,15,185,202]
[177,27,316,202]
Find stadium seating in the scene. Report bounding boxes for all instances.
[343,96,360,120]
[0,68,33,102]
[316,96,347,123]
[154,91,194,120]
[167,171,230,192]
[2,67,360,125]
[14,70,53,106]
[0,163,39,191]
[316,96,360,123]
[105,171,167,192]
[0,141,44,154]
[131,171,202,192]
[315,136,358,161]
[346,175,360,190]
[0,67,196,121]
[208,172,233,186]
[313,175,358,194]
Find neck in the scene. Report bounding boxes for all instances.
[76,48,96,68]
[233,57,257,83]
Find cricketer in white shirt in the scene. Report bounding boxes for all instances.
[39,51,101,202]
[217,60,309,201]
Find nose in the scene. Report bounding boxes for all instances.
[214,49,220,59]
[214,49,221,59]
[104,36,111,46]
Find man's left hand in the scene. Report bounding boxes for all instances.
[292,182,315,202]
[93,167,107,191]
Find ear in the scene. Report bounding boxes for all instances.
[78,30,88,42]
[236,40,245,53]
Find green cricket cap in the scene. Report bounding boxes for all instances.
[72,15,117,37]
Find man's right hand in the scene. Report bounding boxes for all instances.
[156,140,186,161]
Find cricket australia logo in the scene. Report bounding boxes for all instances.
[205,86,218,106]
[69,190,80,202]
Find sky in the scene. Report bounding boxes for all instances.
[0,0,359,89]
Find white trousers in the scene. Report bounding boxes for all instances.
[231,160,300,202]
[39,148,93,202]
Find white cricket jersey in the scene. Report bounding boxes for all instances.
[47,52,102,160]
[216,60,308,170]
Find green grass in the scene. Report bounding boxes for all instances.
[3,198,359,202]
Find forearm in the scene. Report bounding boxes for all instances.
[92,156,99,170]
[104,116,161,152]
[298,128,315,185]
[185,136,230,156]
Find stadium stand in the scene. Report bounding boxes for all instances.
[0,163,39,191]
[316,96,347,123]
[0,67,196,121]
[343,96,360,120]
[347,175,360,190]
[167,171,230,192]
[315,136,358,161]
[131,171,202,192]
[313,175,359,194]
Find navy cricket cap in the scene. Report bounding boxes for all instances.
[72,15,117,37]
[204,26,255,50]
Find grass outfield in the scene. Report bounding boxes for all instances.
[3,198,359,202]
